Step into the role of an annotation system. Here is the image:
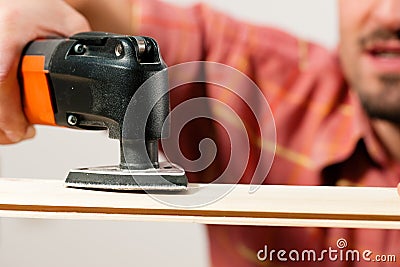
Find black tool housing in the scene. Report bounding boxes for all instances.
[47,32,169,140]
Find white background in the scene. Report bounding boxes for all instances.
[0,1,337,266]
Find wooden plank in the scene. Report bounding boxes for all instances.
[0,178,399,229]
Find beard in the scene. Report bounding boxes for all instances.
[352,28,400,124]
[357,74,400,124]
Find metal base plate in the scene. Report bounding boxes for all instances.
[65,162,188,191]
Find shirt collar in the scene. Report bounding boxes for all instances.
[312,88,389,171]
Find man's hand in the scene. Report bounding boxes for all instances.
[0,0,90,144]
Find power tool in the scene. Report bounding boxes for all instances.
[18,32,187,191]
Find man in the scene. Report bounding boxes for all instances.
[0,0,400,266]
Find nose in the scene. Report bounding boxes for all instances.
[373,0,400,29]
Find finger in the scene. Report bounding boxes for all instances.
[0,61,32,143]
[0,125,35,144]
[60,3,92,35]
[36,1,91,37]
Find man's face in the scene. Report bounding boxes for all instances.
[338,0,400,123]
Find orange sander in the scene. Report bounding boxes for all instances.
[18,32,187,191]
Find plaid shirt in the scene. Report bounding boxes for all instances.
[133,1,400,266]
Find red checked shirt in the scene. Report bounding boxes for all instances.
[132,1,400,266]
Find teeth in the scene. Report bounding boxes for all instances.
[375,52,400,58]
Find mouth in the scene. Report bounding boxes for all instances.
[366,42,400,58]
[363,41,400,72]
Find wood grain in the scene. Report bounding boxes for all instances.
[0,178,399,229]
